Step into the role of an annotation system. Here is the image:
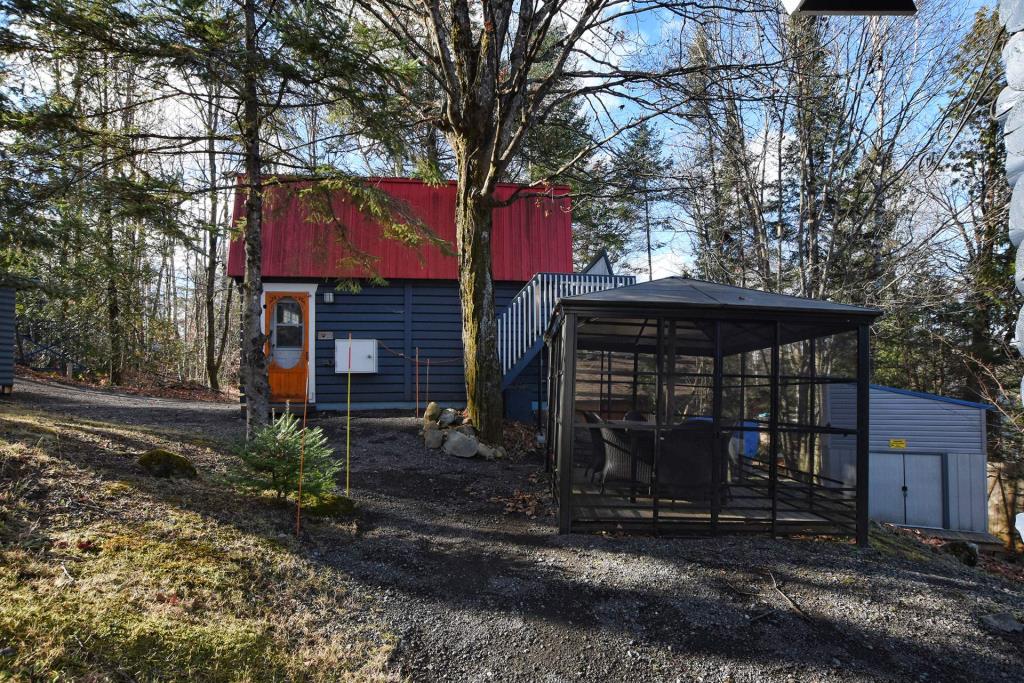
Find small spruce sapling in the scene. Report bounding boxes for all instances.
[232,412,341,501]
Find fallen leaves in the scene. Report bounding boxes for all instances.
[502,422,539,461]
[75,539,101,553]
[490,489,550,519]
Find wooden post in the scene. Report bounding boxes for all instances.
[346,332,352,497]
[295,365,310,537]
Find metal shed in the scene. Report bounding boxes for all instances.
[821,385,991,533]
[0,286,13,393]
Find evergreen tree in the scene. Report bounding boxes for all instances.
[611,122,671,279]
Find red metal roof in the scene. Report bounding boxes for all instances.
[226,178,573,282]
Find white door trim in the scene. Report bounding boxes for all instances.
[261,283,317,402]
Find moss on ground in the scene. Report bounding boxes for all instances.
[138,448,197,478]
[0,408,395,682]
[869,523,943,565]
[305,493,359,518]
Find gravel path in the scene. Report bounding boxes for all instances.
[5,378,1024,681]
[5,377,242,435]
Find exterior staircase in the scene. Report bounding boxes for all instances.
[497,271,634,388]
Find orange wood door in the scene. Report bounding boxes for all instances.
[265,292,310,402]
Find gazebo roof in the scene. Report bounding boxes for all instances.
[559,277,881,319]
[552,277,881,356]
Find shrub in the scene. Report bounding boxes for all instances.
[232,413,341,501]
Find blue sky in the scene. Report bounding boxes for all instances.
[621,0,999,280]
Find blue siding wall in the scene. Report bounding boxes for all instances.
[0,287,13,387]
[314,280,536,411]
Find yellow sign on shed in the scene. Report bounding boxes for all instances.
[889,438,907,449]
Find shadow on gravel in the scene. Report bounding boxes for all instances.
[9,381,1021,680]
[4,379,242,434]
[313,499,1024,681]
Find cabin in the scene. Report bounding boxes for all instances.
[821,384,991,535]
[226,178,634,418]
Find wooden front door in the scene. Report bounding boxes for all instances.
[265,292,309,402]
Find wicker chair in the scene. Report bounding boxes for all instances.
[655,421,719,503]
[584,411,653,493]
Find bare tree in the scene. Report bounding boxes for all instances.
[355,0,777,442]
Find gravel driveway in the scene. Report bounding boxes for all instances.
[6,377,242,435]
[5,378,1024,682]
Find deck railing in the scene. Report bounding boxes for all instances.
[497,272,635,377]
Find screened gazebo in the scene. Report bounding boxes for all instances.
[544,277,882,545]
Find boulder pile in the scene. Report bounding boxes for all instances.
[421,401,506,460]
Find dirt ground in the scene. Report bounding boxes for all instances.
[6,378,1024,682]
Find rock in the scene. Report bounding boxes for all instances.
[438,408,458,427]
[424,426,444,449]
[980,612,1024,633]
[941,540,979,567]
[443,430,479,458]
[454,424,477,438]
[423,401,442,425]
[137,449,197,478]
[477,442,497,460]
[494,446,508,460]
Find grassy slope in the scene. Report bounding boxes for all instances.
[0,407,395,682]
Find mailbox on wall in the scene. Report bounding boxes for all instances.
[335,338,378,373]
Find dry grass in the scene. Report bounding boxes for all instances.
[0,406,397,682]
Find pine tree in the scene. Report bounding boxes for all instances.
[611,123,671,279]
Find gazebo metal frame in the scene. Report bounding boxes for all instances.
[544,278,882,545]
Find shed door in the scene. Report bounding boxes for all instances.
[869,453,906,525]
[869,452,945,529]
[903,454,944,528]
[265,292,309,402]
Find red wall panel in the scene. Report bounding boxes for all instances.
[226,178,573,282]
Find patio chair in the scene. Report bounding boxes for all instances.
[584,411,654,493]
[655,421,719,503]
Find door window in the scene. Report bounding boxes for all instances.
[272,298,304,369]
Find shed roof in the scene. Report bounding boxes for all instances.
[871,385,994,412]
[559,277,882,319]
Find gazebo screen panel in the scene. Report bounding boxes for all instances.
[556,312,865,538]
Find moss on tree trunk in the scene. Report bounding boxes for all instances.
[454,165,503,445]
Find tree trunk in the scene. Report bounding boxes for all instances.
[204,93,222,392]
[100,55,123,385]
[454,166,503,445]
[240,0,270,433]
[106,226,123,384]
